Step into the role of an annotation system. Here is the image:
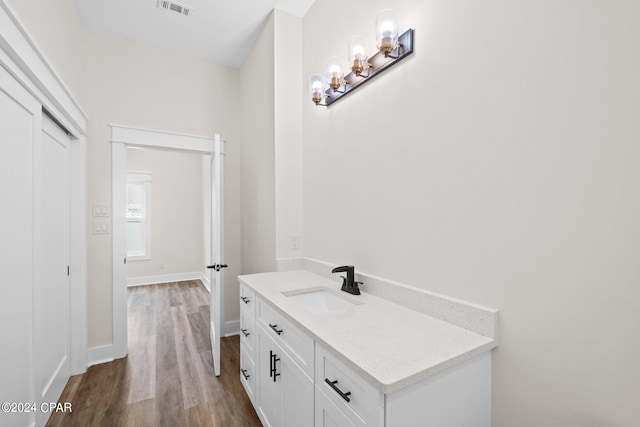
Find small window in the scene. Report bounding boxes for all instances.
[126,172,152,260]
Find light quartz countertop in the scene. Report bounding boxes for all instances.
[238,270,496,394]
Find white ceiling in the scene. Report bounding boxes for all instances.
[74,0,315,68]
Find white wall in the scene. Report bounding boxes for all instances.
[126,148,204,279]
[240,13,277,274]
[240,10,304,273]
[274,10,304,260]
[303,1,640,426]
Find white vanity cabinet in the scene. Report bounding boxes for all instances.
[238,272,494,427]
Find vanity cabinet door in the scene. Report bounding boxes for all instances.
[316,385,357,427]
[256,326,282,427]
[256,324,313,427]
[282,352,313,427]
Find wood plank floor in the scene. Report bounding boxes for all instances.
[46,280,261,427]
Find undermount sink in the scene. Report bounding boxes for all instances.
[283,287,360,314]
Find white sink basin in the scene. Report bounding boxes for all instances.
[283,287,359,314]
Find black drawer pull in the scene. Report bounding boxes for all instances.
[269,323,283,335]
[240,296,250,304]
[241,328,250,337]
[325,379,351,402]
[241,369,250,380]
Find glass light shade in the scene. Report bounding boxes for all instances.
[325,56,344,91]
[376,9,399,56]
[309,73,325,104]
[348,36,368,75]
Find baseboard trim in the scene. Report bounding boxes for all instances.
[87,344,115,367]
[200,271,211,292]
[127,271,204,287]
[223,320,240,337]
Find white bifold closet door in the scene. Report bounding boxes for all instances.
[34,116,71,426]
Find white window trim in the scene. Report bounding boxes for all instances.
[126,171,152,261]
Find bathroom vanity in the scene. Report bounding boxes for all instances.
[238,269,497,427]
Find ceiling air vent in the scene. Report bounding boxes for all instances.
[157,0,192,17]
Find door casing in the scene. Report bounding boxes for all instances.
[110,125,224,359]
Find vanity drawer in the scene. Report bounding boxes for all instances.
[256,296,314,379]
[240,343,256,405]
[239,282,256,317]
[239,309,255,358]
[315,344,384,427]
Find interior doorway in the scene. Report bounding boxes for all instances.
[111,126,226,376]
[125,148,210,286]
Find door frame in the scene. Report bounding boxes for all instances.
[110,124,222,358]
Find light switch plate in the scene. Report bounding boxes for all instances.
[92,204,110,217]
[93,221,110,235]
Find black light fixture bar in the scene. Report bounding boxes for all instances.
[323,28,414,107]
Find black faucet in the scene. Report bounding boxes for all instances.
[331,265,361,295]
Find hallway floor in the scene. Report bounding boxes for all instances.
[46,280,261,427]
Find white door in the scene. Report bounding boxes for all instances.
[0,63,42,427]
[34,116,71,426]
[208,135,226,376]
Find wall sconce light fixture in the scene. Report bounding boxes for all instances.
[309,9,414,107]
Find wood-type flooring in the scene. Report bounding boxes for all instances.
[46,280,261,427]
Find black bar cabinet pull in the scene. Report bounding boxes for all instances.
[241,369,250,380]
[325,379,351,402]
[241,328,250,337]
[272,352,281,382]
[240,296,250,304]
[269,323,283,335]
[269,350,274,377]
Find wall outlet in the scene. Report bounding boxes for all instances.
[291,234,300,250]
